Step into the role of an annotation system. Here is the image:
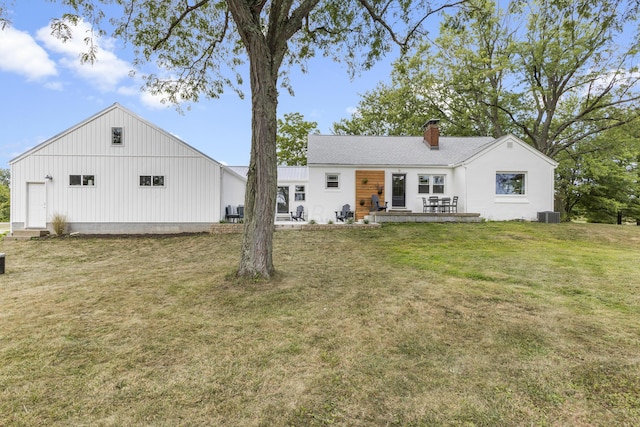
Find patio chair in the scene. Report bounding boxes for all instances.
[371,194,388,212]
[450,196,458,213]
[225,205,240,222]
[237,205,244,221]
[290,205,305,221]
[427,196,439,213]
[439,197,451,213]
[335,204,354,222]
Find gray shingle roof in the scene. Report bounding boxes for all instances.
[307,134,495,166]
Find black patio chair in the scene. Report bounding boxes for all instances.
[371,194,388,212]
[428,196,440,212]
[335,204,354,222]
[290,205,305,221]
[225,205,240,222]
[439,197,451,213]
[450,196,458,213]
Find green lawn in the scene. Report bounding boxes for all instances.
[1,222,639,426]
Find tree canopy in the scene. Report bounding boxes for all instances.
[276,113,318,166]
[555,115,640,223]
[0,168,9,222]
[335,0,640,159]
[0,0,465,278]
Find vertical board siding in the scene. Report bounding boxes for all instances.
[355,170,385,220]
[11,105,221,227]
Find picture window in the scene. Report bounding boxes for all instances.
[496,173,526,195]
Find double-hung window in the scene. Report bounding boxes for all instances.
[295,185,306,201]
[418,174,445,194]
[326,173,340,189]
[496,173,526,195]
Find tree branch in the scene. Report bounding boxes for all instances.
[153,0,211,51]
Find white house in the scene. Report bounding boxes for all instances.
[305,121,558,222]
[9,103,246,234]
[229,166,308,220]
[9,108,558,234]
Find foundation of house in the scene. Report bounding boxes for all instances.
[368,211,482,223]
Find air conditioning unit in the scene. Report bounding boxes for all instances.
[537,211,560,223]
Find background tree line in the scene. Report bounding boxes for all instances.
[320,0,640,223]
[0,168,9,222]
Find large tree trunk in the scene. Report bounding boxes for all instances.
[237,44,279,279]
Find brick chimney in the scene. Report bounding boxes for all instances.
[423,119,440,150]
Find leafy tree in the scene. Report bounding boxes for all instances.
[0,168,9,222]
[332,77,440,136]
[276,113,318,166]
[0,168,9,187]
[556,117,640,223]
[1,0,465,279]
[334,0,640,158]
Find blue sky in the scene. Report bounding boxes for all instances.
[0,2,396,170]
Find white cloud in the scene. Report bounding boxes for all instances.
[35,18,131,92]
[0,26,57,80]
[137,88,171,110]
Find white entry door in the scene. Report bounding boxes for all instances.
[27,182,47,228]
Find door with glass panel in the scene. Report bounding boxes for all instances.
[392,174,406,208]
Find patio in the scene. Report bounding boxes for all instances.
[368,211,481,223]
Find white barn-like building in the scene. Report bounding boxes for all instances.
[9,103,246,234]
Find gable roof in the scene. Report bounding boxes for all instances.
[9,103,223,167]
[307,134,495,167]
[307,134,558,168]
[462,134,559,167]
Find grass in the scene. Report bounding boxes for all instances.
[1,222,639,426]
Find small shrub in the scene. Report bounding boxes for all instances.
[347,218,355,224]
[219,219,228,224]
[309,219,317,224]
[363,218,370,224]
[328,220,334,224]
[51,213,67,236]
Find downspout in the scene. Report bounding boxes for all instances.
[219,165,225,222]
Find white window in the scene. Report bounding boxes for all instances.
[326,173,340,189]
[112,127,123,145]
[496,173,526,195]
[140,175,165,187]
[70,175,95,186]
[418,174,445,194]
[295,185,306,201]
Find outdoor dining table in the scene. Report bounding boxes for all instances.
[423,197,451,213]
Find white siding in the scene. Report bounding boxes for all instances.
[307,165,457,222]
[464,136,556,220]
[221,168,246,217]
[10,104,224,233]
